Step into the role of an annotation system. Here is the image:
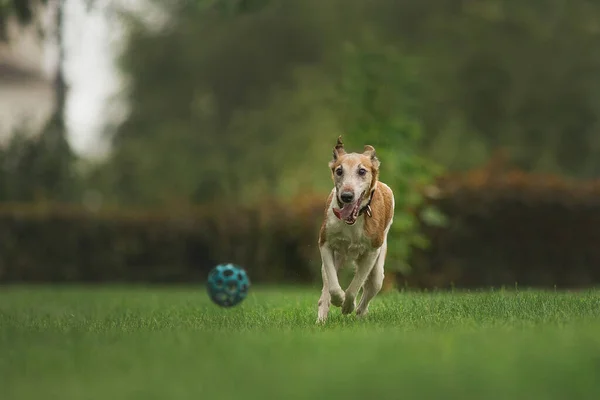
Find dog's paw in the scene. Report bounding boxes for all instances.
[316,307,329,324]
[341,295,355,315]
[356,306,369,318]
[330,288,345,307]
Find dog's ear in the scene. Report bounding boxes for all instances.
[363,145,380,169]
[329,136,346,169]
[332,136,346,160]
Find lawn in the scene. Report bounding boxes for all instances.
[1,286,600,400]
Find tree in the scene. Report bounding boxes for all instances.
[0,0,77,202]
[94,0,334,206]
[0,0,41,41]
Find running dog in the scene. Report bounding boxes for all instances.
[317,136,395,323]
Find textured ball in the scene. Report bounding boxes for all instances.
[207,264,250,307]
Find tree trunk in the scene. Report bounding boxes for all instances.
[50,0,67,131]
[36,0,75,202]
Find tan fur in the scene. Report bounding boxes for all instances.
[363,181,394,248]
[318,191,334,246]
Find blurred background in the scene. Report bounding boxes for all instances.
[1,0,600,289]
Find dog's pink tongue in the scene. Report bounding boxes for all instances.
[333,202,356,220]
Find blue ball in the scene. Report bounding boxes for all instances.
[207,264,250,307]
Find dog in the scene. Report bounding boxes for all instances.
[317,136,395,323]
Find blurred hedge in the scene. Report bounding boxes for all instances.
[3,166,600,288]
[410,160,600,289]
[0,199,323,284]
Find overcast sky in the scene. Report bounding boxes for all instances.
[48,0,166,158]
[58,0,120,158]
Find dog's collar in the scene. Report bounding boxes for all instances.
[360,189,375,218]
[335,189,375,218]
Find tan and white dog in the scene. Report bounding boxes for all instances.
[317,136,395,323]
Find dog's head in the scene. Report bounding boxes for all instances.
[328,136,380,224]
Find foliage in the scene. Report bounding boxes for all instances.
[0,123,77,202]
[0,200,321,284]
[333,37,445,274]
[96,0,600,200]
[410,0,600,177]
[412,164,600,288]
[6,163,600,288]
[96,0,335,206]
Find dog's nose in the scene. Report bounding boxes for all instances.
[340,192,354,203]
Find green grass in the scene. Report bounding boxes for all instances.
[2,286,600,400]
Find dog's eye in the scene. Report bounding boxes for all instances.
[358,168,367,176]
[336,168,343,176]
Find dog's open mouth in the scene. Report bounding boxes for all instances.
[333,192,364,225]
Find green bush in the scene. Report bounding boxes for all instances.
[411,165,600,288]
[3,165,600,289]
[0,201,323,284]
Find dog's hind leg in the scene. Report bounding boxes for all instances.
[356,239,387,318]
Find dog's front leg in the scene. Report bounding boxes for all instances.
[342,249,380,315]
[317,265,331,323]
[319,244,345,307]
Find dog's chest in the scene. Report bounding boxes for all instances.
[325,214,371,258]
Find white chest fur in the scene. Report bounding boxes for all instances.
[324,200,371,260]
